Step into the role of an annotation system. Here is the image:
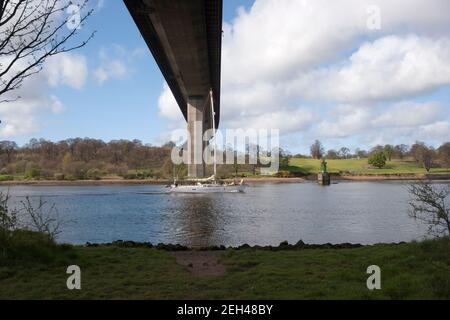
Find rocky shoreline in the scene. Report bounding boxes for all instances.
[83,239,408,251]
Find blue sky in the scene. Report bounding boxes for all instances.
[1,0,449,154]
[2,0,252,146]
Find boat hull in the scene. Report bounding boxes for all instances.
[169,184,246,194]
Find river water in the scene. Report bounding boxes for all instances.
[0,181,437,247]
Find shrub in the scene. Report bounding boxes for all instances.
[368,151,387,168]
[1,192,70,263]
[0,175,13,182]
[39,169,54,180]
[64,161,87,180]
[276,170,292,178]
[0,229,74,265]
[53,173,65,181]
[122,173,138,180]
[408,182,449,236]
[87,168,102,180]
[25,168,41,179]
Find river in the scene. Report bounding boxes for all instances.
[0,181,437,247]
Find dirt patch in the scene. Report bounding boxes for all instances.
[174,251,226,277]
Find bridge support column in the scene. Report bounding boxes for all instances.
[187,96,206,178]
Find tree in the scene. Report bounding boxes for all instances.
[383,144,394,161]
[355,148,368,159]
[20,196,63,240]
[368,151,386,168]
[0,140,17,163]
[437,142,450,169]
[280,155,289,168]
[410,142,435,172]
[326,149,339,160]
[0,0,95,101]
[0,191,17,258]
[393,144,409,160]
[408,182,450,236]
[278,148,291,168]
[338,147,350,159]
[310,140,324,159]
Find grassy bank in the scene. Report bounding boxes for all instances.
[287,158,450,176]
[1,234,449,299]
[1,158,449,185]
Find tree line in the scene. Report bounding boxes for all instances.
[0,138,448,180]
[309,140,450,171]
[0,138,174,180]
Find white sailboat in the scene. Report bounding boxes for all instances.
[169,90,246,194]
[169,179,246,194]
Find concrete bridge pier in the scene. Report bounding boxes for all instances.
[187,96,208,178]
[124,0,222,179]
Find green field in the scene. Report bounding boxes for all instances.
[286,158,450,176]
[1,236,449,299]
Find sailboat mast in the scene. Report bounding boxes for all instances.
[210,89,217,179]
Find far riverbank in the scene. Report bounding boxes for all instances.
[0,173,449,186]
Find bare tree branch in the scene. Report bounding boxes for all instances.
[19,196,64,240]
[0,0,95,101]
[408,181,450,237]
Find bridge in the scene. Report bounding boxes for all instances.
[124,0,223,178]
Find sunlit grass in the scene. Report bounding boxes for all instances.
[288,158,450,175]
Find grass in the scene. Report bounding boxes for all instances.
[1,234,449,299]
[287,158,450,176]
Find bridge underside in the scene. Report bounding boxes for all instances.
[124,0,222,177]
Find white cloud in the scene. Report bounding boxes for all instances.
[313,101,449,149]
[93,59,128,85]
[92,45,144,85]
[222,0,450,86]
[49,95,65,114]
[372,101,444,128]
[156,0,450,150]
[419,121,450,140]
[46,53,88,89]
[0,53,85,138]
[295,35,450,103]
[97,0,105,10]
[316,106,372,138]
[158,83,184,121]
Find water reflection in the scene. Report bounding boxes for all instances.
[171,194,222,247]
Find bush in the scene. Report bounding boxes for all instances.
[53,173,65,181]
[64,161,87,180]
[122,173,138,180]
[24,168,41,179]
[0,192,71,264]
[275,170,292,178]
[408,182,450,236]
[39,169,54,180]
[0,229,74,265]
[368,151,387,168]
[87,168,102,180]
[0,175,13,182]
[122,170,156,180]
